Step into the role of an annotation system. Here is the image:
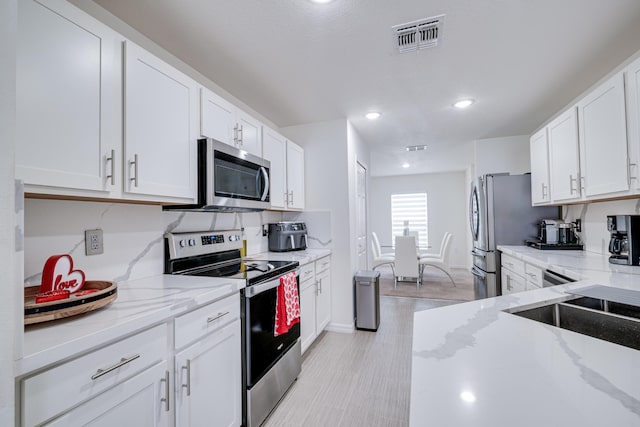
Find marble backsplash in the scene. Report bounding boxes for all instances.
[563,198,640,255]
[24,199,333,286]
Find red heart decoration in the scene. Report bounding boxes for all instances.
[40,255,86,294]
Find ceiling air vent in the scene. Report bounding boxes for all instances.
[406,145,427,152]
[392,15,445,53]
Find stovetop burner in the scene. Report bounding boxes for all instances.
[164,230,298,285]
[189,259,297,285]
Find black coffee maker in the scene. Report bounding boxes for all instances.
[607,215,640,265]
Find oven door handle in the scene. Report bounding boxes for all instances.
[245,271,299,298]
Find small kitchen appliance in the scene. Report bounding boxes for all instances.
[525,220,583,250]
[608,215,640,265]
[268,222,307,252]
[164,230,300,427]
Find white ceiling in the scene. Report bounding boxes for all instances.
[85,0,640,174]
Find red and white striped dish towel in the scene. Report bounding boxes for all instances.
[274,271,300,337]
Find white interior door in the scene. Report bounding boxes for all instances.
[356,161,368,270]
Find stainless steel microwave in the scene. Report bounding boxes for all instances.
[165,138,270,212]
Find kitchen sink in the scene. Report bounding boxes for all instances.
[508,286,640,351]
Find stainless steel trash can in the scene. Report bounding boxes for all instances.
[354,270,380,331]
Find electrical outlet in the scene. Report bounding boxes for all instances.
[85,229,104,256]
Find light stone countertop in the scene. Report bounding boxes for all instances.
[410,246,640,426]
[17,274,245,376]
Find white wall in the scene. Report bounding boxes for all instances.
[369,171,469,269]
[473,135,531,178]
[282,119,355,332]
[563,199,640,255]
[0,0,17,422]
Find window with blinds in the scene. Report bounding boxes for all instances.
[391,193,428,247]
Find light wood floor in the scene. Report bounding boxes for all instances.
[263,296,461,427]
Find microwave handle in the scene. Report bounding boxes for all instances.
[259,166,270,201]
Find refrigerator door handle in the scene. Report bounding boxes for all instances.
[471,249,486,258]
[471,266,486,279]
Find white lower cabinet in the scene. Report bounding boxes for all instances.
[315,257,331,332]
[174,293,242,427]
[45,361,171,427]
[299,256,332,354]
[21,324,169,427]
[501,253,543,294]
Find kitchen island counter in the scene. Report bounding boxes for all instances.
[411,247,640,426]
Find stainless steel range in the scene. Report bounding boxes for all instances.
[165,230,301,427]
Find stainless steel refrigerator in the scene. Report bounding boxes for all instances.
[469,173,560,298]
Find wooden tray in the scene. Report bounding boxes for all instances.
[24,281,117,325]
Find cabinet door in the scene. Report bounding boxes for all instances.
[175,320,242,427]
[315,269,331,333]
[46,362,170,427]
[16,0,121,194]
[529,128,551,204]
[578,72,629,197]
[501,267,525,294]
[299,278,317,354]
[625,56,640,190]
[123,41,196,201]
[548,107,581,202]
[286,141,305,210]
[200,87,236,146]
[262,127,287,209]
[236,110,262,157]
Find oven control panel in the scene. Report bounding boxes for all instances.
[165,230,243,260]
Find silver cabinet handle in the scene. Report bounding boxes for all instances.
[106,149,115,186]
[569,174,577,194]
[207,311,229,323]
[181,359,191,396]
[160,370,170,412]
[526,272,537,278]
[288,190,294,206]
[506,275,512,291]
[238,124,244,144]
[91,354,141,380]
[284,191,289,205]
[233,124,239,145]
[629,161,637,185]
[541,183,547,199]
[129,154,139,187]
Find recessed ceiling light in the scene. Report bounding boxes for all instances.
[460,391,476,403]
[402,162,410,168]
[406,145,427,152]
[365,112,381,120]
[454,99,474,109]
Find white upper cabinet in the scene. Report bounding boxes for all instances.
[235,110,262,156]
[262,127,287,209]
[200,87,235,146]
[200,87,262,157]
[16,0,121,195]
[578,72,629,197]
[262,127,305,210]
[625,56,640,191]
[286,141,305,210]
[548,107,582,203]
[123,40,197,202]
[529,128,551,205]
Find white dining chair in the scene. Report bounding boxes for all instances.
[419,233,455,286]
[371,238,395,272]
[394,235,420,289]
[420,232,451,259]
